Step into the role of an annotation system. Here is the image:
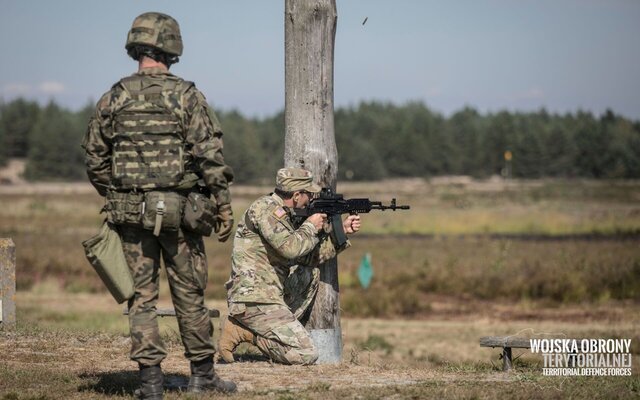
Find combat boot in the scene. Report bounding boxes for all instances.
[187,356,237,394]
[134,364,164,400]
[218,316,257,363]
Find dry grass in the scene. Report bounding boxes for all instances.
[339,236,640,316]
[0,178,639,398]
[1,289,639,399]
[1,179,639,310]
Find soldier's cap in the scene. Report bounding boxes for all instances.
[276,168,321,193]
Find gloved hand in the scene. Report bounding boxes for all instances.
[216,204,234,242]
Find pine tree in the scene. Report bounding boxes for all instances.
[0,98,40,158]
[24,101,85,181]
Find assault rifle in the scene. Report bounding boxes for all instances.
[291,187,410,247]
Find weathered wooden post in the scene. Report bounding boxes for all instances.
[284,0,341,363]
[0,238,16,330]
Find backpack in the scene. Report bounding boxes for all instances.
[110,74,193,190]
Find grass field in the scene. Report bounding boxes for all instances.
[0,178,639,398]
[1,178,638,308]
[1,284,638,399]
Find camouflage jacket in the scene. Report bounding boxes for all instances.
[82,67,234,205]
[226,193,347,305]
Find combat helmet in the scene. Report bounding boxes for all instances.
[125,12,183,57]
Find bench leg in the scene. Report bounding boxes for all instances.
[569,350,577,368]
[502,347,512,371]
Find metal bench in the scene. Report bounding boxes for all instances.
[480,336,531,371]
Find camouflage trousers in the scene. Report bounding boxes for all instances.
[228,265,320,365]
[119,225,215,366]
[229,303,318,365]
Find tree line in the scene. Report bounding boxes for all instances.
[1,98,639,183]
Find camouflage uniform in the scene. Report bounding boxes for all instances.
[83,68,232,203]
[83,67,233,367]
[224,169,348,365]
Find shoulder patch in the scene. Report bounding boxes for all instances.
[273,207,287,219]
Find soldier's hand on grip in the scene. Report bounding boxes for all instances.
[216,204,234,242]
[307,213,327,232]
[343,214,361,234]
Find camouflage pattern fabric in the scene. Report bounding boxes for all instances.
[228,302,318,365]
[109,74,187,191]
[284,265,320,320]
[126,12,183,56]
[83,67,234,205]
[84,66,235,367]
[226,193,344,305]
[120,225,214,365]
[275,167,321,193]
[225,193,349,364]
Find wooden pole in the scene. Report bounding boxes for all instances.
[284,0,341,363]
[0,238,16,330]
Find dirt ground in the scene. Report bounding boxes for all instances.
[1,289,638,399]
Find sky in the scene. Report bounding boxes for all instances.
[1,0,639,120]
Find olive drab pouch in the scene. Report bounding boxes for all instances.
[182,192,218,236]
[142,191,184,236]
[82,221,134,304]
[105,191,144,226]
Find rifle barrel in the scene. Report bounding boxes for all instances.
[370,201,410,211]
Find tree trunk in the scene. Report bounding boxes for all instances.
[284,0,341,363]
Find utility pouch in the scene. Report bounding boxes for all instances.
[82,221,134,304]
[142,191,184,236]
[105,191,144,226]
[182,192,218,236]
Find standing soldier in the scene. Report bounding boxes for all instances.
[83,12,236,399]
[219,167,361,365]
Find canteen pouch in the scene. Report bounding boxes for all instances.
[182,192,218,236]
[105,191,144,226]
[142,191,184,236]
[82,221,134,304]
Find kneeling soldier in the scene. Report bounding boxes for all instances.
[220,167,361,365]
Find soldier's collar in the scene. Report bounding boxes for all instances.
[270,192,285,207]
[137,67,174,76]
